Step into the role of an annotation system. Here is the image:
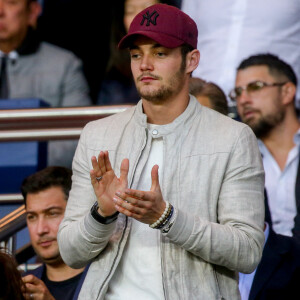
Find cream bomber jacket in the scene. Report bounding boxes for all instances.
[58,96,265,300]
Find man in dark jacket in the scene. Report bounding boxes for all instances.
[21,167,88,300]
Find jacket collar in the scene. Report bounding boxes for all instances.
[133,95,200,137]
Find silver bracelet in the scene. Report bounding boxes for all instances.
[161,207,177,234]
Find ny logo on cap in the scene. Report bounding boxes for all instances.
[140,10,159,26]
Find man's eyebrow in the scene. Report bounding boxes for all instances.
[26,206,64,214]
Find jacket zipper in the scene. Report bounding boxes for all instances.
[97,127,148,299]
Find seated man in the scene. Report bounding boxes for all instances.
[21,167,89,300]
[0,0,92,167]
[0,0,90,106]
[230,53,300,237]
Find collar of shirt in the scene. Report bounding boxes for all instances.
[258,127,300,169]
[0,50,18,61]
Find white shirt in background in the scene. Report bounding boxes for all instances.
[181,0,300,108]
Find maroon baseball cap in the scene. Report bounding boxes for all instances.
[118,3,198,50]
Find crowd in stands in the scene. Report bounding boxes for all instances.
[1,0,300,299]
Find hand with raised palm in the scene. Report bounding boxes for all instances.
[90,151,129,217]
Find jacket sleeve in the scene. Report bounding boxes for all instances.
[165,126,265,274]
[57,124,116,269]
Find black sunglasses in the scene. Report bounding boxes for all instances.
[229,80,287,101]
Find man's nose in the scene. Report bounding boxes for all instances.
[140,54,154,71]
[37,217,49,235]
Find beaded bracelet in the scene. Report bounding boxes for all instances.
[149,201,170,229]
[157,205,174,229]
[161,207,177,234]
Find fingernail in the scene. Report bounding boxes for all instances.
[115,191,121,196]
[113,197,118,203]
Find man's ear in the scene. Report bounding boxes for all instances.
[281,82,296,105]
[186,49,200,74]
[28,1,42,28]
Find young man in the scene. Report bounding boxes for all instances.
[230,53,300,238]
[58,4,265,299]
[21,167,88,300]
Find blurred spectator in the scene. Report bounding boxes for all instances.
[0,0,92,168]
[0,248,25,300]
[189,77,228,115]
[230,53,299,237]
[21,166,89,300]
[181,0,300,112]
[97,0,178,105]
[239,223,300,300]
[0,0,91,107]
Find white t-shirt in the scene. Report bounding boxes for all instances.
[106,124,165,300]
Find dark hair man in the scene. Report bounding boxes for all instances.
[21,167,88,300]
[58,4,265,299]
[230,53,300,238]
[189,77,228,115]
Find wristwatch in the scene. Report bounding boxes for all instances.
[90,202,119,224]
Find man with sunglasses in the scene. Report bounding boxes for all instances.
[230,53,300,238]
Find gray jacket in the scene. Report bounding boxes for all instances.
[4,41,92,167]
[7,42,91,107]
[58,96,265,300]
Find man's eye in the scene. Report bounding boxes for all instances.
[27,215,36,221]
[156,52,166,57]
[48,211,59,217]
[131,53,140,59]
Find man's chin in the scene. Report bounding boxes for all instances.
[241,115,258,128]
[39,252,63,265]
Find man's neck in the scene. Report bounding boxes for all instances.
[46,263,85,282]
[261,113,300,170]
[142,90,190,125]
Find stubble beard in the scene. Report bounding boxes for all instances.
[34,244,64,266]
[136,59,186,103]
[245,110,285,139]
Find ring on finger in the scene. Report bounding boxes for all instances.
[96,176,103,181]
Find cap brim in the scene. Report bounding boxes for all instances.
[118,31,184,49]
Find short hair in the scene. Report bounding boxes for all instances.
[189,77,228,115]
[21,166,72,206]
[237,53,297,86]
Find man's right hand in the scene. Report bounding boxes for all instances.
[90,151,129,217]
[22,274,55,300]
